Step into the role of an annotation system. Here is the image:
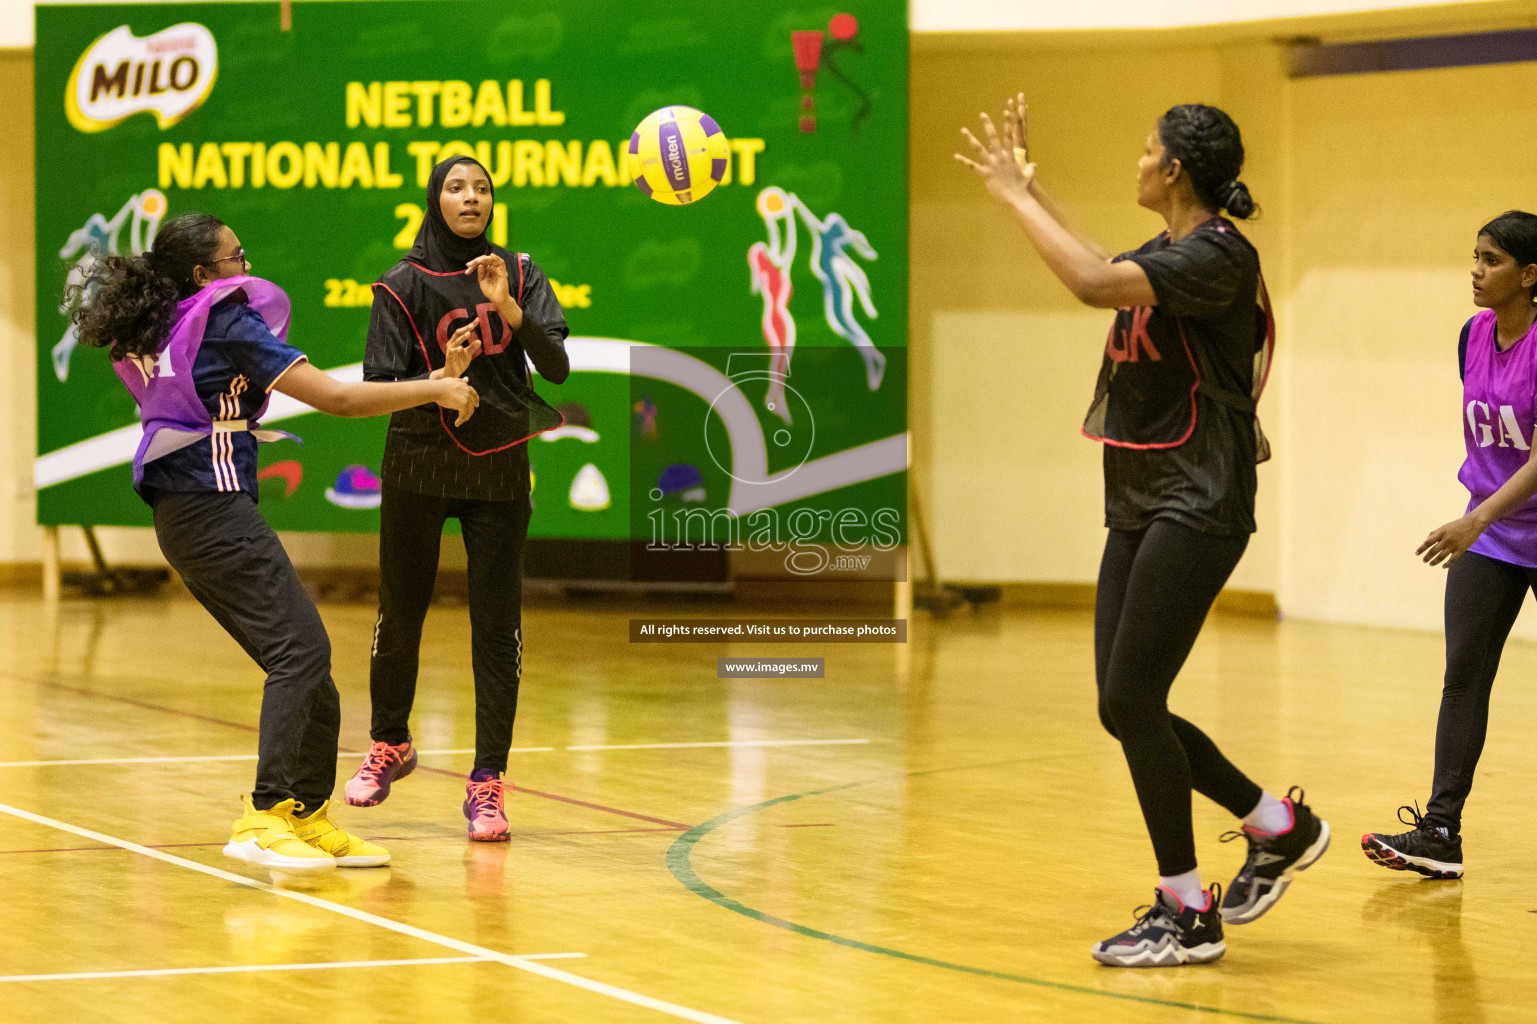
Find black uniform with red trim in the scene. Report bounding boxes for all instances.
[365,251,568,501]
[1082,217,1274,537]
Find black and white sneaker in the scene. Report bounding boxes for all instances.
[1091,885,1226,967]
[1220,786,1331,925]
[1361,804,1463,879]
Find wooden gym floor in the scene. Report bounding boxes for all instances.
[0,591,1533,1023]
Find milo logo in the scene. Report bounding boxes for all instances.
[66,23,218,133]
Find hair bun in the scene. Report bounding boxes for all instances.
[1223,180,1256,219]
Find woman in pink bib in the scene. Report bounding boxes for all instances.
[1363,211,1537,881]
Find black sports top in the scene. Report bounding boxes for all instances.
[1086,218,1269,537]
[364,254,569,501]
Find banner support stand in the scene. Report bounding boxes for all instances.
[42,526,59,603]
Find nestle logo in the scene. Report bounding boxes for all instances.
[147,35,198,54]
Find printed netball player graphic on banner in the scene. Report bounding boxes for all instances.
[802,202,883,389]
[748,185,883,422]
[54,188,168,382]
[748,187,798,424]
[626,166,905,582]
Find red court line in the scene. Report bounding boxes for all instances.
[371,827,685,840]
[1,845,119,855]
[524,827,683,836]
[0,669,260,734]
[513,787,691,831]
[407,761,694,830]
[2,668,697,831]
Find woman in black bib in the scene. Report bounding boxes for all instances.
[344,156,569,841]
[959,99,1328,966]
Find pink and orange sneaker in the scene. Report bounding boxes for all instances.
[344,739,417,807]
[464,769,511,842]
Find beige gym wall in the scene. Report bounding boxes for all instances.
[0,51,37,568]
[911,35,1285,598]
[912,10,1537,635]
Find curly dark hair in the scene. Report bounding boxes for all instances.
[1156,104,1257,220]
[1479,210,1537,300]
[69,212,227,361]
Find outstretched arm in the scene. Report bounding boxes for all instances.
[957,102,1154,309]
[274,360,479,425]
[1028,180,1111,263]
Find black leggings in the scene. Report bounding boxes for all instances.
[153,490,340,810]
[369,484,531,774]
[1096,519,1262,876]
[1425,549,1537,833]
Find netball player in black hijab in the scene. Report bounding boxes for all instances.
[959,98,1328,966]
[346,156,569,841]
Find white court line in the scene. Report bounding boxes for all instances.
[0,740,867,768]
[501,953,588,959]
[566,739,872,751]
[0,802,742,1024]
[0,953,588,984]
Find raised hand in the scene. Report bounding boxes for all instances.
[432,320,481,379]
[466,253,512,307]
[955,101,1035,203]
[1008,92,1031,176]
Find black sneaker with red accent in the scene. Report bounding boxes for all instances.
[1219,786,1331,925]
[1091,885,1226,968]
[1362,804,1463,879]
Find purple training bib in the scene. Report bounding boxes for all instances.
[1460,309,1537,567]
[113,275,297,490]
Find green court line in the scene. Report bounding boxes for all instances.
[666,781,1331,1024]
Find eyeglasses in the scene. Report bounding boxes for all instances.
[207,248,248,268]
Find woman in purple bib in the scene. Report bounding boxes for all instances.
[1364,212,1537,881]
[959,98,1329,966]
[72,212,478,874]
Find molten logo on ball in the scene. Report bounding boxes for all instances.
[662,125,688,189]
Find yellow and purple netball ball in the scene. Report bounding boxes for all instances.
[627,105,729,206]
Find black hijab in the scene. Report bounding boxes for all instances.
[407,156,496,272]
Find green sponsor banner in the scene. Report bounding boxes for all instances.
[34,1,907,549]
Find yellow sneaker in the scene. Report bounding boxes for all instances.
[287,800,390,867]
[224,795,336,873]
